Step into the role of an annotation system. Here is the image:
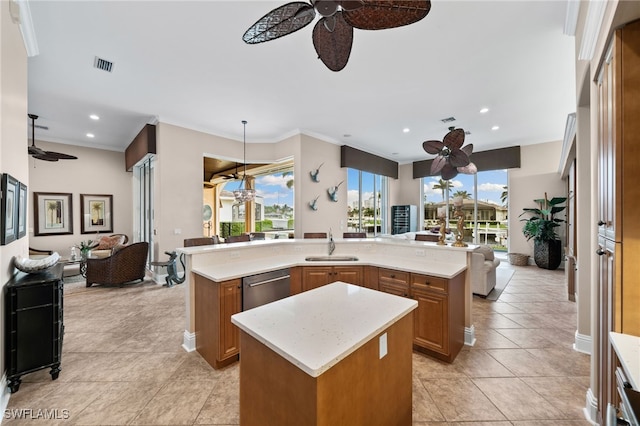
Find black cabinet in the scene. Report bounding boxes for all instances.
[391,205,417,234]
[5,264,64,393]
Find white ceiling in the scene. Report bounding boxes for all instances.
[26,0,576,164]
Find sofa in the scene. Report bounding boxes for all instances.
[469,245,501,296]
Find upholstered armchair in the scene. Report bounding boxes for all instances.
[85,242,149,287]
[469,245,501,296]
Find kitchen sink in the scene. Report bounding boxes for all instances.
[305,256,359,262]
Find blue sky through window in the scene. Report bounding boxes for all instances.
[423,170,507,205]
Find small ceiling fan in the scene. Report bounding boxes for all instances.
[28,114,77,161]
[242,0,431,71]
[218,162,242,180]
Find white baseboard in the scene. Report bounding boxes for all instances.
[583,387,598,425]
[464,325,476,346]
[182,330,196,352]
[151,272,167,285]
[0,373,10,422]
[574,330,592,355]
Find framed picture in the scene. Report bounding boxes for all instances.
[80,194,113,234]
[1,174,19,245]
[17,182,27,239]
[34,192,73,236]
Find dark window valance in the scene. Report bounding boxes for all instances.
[412,146,520,179]
[341,145,398,179]
[125,124,157,171]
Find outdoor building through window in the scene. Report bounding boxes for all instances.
[422,169,508,251]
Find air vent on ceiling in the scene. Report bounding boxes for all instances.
[465,131,471,135]
[93,56,114,73]
[440,117,456,123]
[34,124,49,130]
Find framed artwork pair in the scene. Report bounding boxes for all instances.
[33,193,113,236]
[1,174,27,245]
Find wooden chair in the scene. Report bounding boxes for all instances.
[85,242,149,287]
[183,236,220,247]
[343,232,366,238]
[415,234,439,242]
[303,232,327,239]
[226,234,250,243]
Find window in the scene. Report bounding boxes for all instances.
[219,165,294,239]
[133,155,154,264]
[422,169,507,250]
[347,169,388,236]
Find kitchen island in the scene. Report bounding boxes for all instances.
[231,281,418,426]
[178,238,474,366]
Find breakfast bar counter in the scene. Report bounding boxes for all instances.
[231,281,418,425]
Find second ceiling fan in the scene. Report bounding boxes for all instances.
[28,114,77,162]
[243,0,431,71]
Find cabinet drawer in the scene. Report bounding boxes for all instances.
[411,274,447,293]
[378,268,409,287]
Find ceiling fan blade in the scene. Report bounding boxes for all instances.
[32,154,59,162]
[243,2,315,44]
[28,145,46,156]
[43,151,78,160]
[343,0,431,30]
[338,1,365,11]
[313,12,353,72]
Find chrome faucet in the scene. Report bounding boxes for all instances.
[328,228,335,255]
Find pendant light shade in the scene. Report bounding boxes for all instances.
[233,120,256,203]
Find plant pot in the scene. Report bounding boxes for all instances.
[533,239,562,270]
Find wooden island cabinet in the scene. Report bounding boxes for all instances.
[378,267,465,362]
[194,274,241,369]
[194,262,465,369]
[301,265,363,291]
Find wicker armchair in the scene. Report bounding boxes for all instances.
[85,242,149,287]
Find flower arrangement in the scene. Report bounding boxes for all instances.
[77,238,98,256]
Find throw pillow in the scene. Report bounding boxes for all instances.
[95,235,124,250]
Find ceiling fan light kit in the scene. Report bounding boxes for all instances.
[233,120,256,203]
[243,0,431,71]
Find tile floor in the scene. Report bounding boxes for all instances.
[4,262,592,425]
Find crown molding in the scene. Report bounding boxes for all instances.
[578,1,606,61]
[10,0,39,57]
[564,0,580,36]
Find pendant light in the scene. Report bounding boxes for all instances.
[233,120,256,203]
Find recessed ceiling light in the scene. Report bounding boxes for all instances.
[491,126,500,131]
[89,114,100,120]
[402,128,410,133]
[86,133,95,138]
[480,107,489,114]
[391,152,399,155]
[343,134,351,138]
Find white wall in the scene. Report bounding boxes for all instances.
[28,141,133,256]
[0,0,29,401]
[508,141,565,258]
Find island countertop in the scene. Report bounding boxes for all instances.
[231,281,418,377]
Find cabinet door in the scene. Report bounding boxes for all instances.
[363,266,379,290]
[290,267,303,295]
[302,266,332,292]
[411,287,448,356]
[334,266,363,286]
[219,279,241,360]
[378,268,409,288]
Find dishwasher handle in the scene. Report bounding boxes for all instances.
[246,275,291,287]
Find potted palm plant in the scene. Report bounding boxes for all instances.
[519,192,567,270]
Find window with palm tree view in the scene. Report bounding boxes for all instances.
[422,169,507,251]
[347,169,387,236]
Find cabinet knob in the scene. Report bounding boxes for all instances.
[598,220,606,226]
[596,248,605,256]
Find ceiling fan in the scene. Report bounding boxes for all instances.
[243,0,431,71]
[218,162,243,180]
[28,114,77,161]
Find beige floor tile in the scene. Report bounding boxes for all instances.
[495,328,559,348]
[194,376,240,425]
[487,348,567,377]
[131,380,216,425]
[521,376,591,419]
[412,353,467,380]
[471,328,520,349]
[421,378,507,422]
[412,377,446,422]
[472,377,567,420]
[453,349,515,378]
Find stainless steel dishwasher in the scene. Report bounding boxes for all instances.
[242,268,291,311]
